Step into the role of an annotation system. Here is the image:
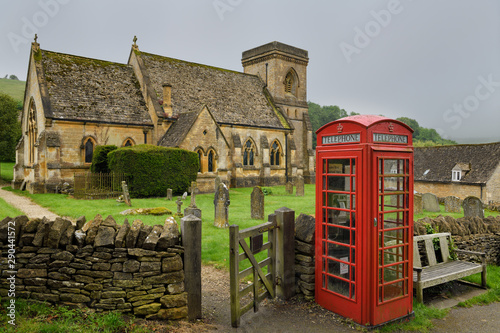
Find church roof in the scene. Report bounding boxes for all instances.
[158,110,199,147]
[38,50,151,125]
[138,51,290,129]
[414,142,500,184]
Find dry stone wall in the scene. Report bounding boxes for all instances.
[414,215,500,265]
[0,214,187,320]
[294,213,315,300]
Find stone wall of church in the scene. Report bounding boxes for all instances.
[414,181,484,202]
[486,163,500,204]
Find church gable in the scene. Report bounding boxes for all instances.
[135,51,290,129]
[38,49,151,125]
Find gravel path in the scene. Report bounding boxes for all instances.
[0,182,59,220]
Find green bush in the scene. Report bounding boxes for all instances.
[108,144,199,197]
[90,145,117,173]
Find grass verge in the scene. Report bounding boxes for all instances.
[0,197,24,217]
[0,162,14,182]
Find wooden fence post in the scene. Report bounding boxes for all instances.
[181,214,202,321]
[229,224,240,327]
[275,207,295,300]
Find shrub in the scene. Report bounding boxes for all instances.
[262,187,273,196]
[90,145,117,173]
[108,144,199,197]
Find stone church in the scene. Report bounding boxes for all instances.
[13,38,315,193]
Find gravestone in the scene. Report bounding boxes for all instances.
[185,181,201,218]
[175,197,183,215]
[214,183,230,228]
[422,193,440,212]
[286,181,293,194]
[462,196,484,218]
[215,176,221,192]
[166,188,172,201]
[182,192,188,200]
[444,196,461,213]
[121,181,131,207]
[296,175,304,197]
[414,193,423,215]
[251,186,264,220]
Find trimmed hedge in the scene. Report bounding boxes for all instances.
[108,144,199,197]
[90,145,117,173]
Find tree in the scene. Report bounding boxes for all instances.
[396,117,420,138]
[308,102,348,147]
[9,74,19,80]
[0,93,22,162]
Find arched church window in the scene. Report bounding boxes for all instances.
[243,139,255,166]
[28,101,38,165]
[196,148,203,173]
[285,72,293,93]
[123,138,134,147]
[270,140,282,166]
[84,139,94,163]
[208,149,216,172]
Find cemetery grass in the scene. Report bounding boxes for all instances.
[0,162,14,182]
[0,298,150,333]
[0,197,23,217]
[3,184,316,271]
[414,203,499,220]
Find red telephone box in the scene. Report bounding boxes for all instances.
[315,115,414,327]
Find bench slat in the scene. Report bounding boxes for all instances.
[439,235,450,263]
[413,261,483,289]
[424,239,437,266]
[413,241,421,268]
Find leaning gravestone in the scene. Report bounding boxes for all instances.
[121,181,131,207]
[414,193,423,215]
[463,196,484,218]
[251,186,264,220]
[286,181,293,194]
[214,183,230,228]
[296,175,305,197]
[444,196,461,213]
[422,193,440,212]
[166,188,172,201]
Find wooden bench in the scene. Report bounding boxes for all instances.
[413,232,487,303]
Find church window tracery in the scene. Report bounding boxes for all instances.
[243,139,255,166]
[270,140,282,166]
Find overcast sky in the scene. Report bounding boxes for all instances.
[1,0,499,143]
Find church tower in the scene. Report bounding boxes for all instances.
[242,41,314,183]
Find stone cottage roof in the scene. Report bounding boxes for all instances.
[38,50,151,125]
[137,51,290,129]
[414,142,500,184]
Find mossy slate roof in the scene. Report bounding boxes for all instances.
[414,142,500,184]
[40,50,151,125]
[139,52,286,129]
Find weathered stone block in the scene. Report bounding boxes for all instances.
[123,259,140,273]
[48,272,71,281]
[142,225,163,250]
[60,293,91,303]
[140,261,161,272]
[162,255,183,273]
[126,219,143,248]
[102,290,126,299]
[17,268,47,278]
[84,283,103,291]
[143,271,184,285]
[31,292,60,303]
[134,303,161,316]
[295,213,315,244]
[156,306,188,320]
[93,262,111,271]
[167,282,184,294]
[47,217,72,248]
[94,226,115,248]
[113,278,143,288]
[157,217,180,250]
[52,250,74,261]
[115,219,130,248]
[136,225,153,248]
[160,292,187,308]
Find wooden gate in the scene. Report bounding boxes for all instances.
[229,214,277,327]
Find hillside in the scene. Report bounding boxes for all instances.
[0,78,25,102]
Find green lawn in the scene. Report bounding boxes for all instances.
[0,162,15,182]
[4,184,316,268]
[0,197,23,217]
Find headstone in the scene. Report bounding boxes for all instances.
[422,193,440,212]
[414,193,423,215]
[444,196,461,213]
[251,186,264,220]
[286,181,293,194]
[215,176,221,192]
[175,197,183,215]
[214,183,230,228]
[182,192,188,200]
[295,175,304,197]
[121,181,131,207]
[189,181,198,208]
[462,196,484,218]
[166,188,172,201]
